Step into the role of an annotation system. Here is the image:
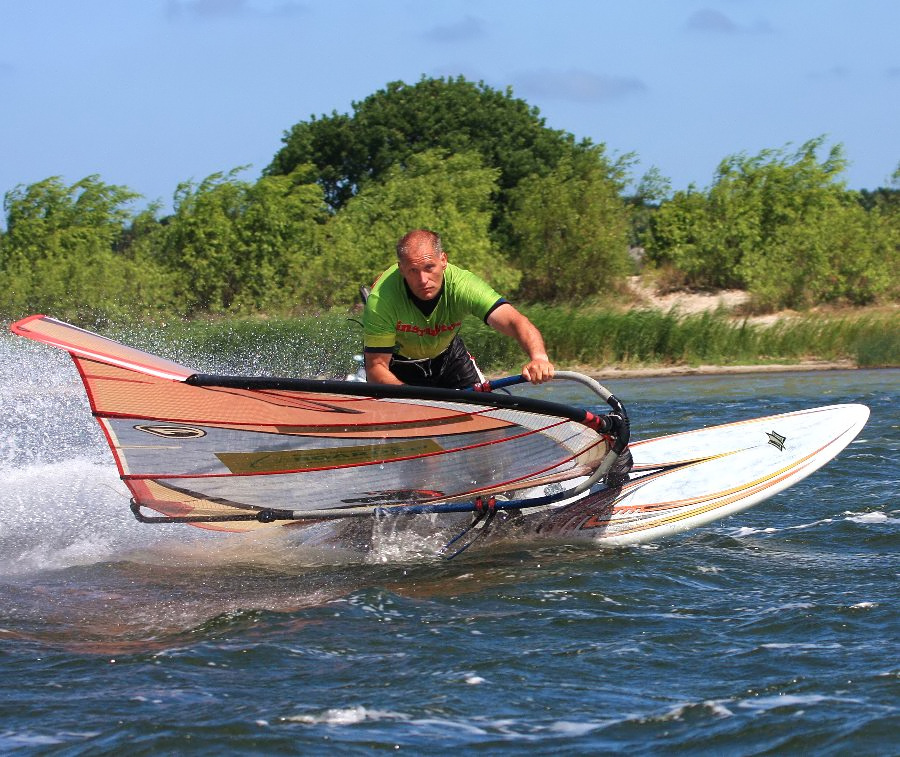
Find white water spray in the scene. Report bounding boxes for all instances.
[0,333,222,575]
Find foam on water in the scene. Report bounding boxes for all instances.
[285,706,409,726]
[845,510,895,524]
[731,507,899,538]
[1,457,141,575]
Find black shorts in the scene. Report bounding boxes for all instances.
[389,335,481,389]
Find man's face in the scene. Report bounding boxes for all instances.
[397,243,447,301]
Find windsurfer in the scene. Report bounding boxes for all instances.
[363,229,555,389]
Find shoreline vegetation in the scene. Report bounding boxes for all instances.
[131,284,897,382]
[454,303,898,380]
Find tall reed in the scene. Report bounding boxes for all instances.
[115,307,898,377]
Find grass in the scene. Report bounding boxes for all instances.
[461,306,899,372]
[105,305,897,377]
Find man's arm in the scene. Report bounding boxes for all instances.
[486,303,555,384]
[364,351,404,385]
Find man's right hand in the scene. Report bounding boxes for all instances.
[522,355,555,384]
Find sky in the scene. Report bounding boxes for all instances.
[2,0,899,215]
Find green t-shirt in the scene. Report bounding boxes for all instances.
[363,263,505,360]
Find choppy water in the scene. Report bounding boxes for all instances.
[1,330,897,755]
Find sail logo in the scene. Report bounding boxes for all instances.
[135,424,207,439]
[767,430,787,451]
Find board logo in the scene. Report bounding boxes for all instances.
[135,424,207,439]
[767,430,787,451]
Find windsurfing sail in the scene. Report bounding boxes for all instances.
[11,315,628,532]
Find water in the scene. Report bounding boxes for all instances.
[1,331,897,755]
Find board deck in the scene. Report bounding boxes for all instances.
[513,403,869,545]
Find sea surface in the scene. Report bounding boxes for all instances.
[1,330,897,755]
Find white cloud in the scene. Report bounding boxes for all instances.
[808,65,850,80]
[424,15,485,44]
[515,69,647,103]
[686,8,773,35]
[686,8,738,34]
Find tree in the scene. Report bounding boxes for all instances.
[266,76,586,239]
[627,166,672,247]
[320,149,514,306]
[0,175,156,320]
[857,162,900,212]
[741,193,896,308]
[234,169,328,312]
[156,167,328,314]
[157,170,246,313]
[507,147,632,301]
[645,138,895,307]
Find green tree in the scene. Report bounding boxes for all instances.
[320,149,513,306]
[266,76,585,234]
[857,162,900,212]
[157,167,328,314]
[115,205,181,317]
[507,147,632,301]
[627,166,672,249]
[741,194,897,308]
[234,169,328,312]
[0,175,157,320]
[158,169,246,313]
[646,138,895,307]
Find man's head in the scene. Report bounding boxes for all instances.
[396,229,447,301]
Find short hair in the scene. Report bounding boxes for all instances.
[397,229,443,259]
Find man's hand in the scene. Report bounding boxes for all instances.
[487,304,555,385]
[522,355,555,384]
[364,352,404,385]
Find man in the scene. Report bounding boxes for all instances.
[363,229,555,389]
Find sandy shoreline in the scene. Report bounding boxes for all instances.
[565,359,860,380]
